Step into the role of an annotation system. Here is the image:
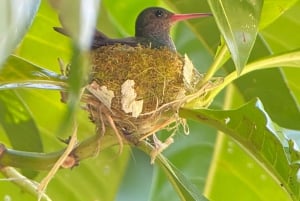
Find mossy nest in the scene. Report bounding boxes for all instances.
[84,44,204,148]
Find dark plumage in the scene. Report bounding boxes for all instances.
[54,7,211,51]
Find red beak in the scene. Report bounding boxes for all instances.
[170,13,212,23]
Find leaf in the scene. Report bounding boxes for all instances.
[180,98,300,200]
[0,0,41,67]
[0,55,66,90]
[260,1,300,104]
[139,141,209,201]
[207,0,262,73]
[208,47,300,129]
[47,0,100,134]
[0,90,42,178]
[49,0,100,50]
[205,136,292,201]
[234,49,300,130]
[158,159,209,201]
[247,49,300,69]
[260,0,299,29]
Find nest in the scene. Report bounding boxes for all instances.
[82,44,208,160]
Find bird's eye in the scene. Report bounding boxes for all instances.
[155,10,164,17]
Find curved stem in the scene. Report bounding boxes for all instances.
[205,50,300,103]
[1,167,52,201]
[0,129,119,171]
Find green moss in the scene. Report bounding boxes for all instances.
[90,44,185,113]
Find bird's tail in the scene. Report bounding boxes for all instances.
[53,26,109,49]
[53,27,108,40]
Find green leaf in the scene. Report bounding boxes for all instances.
[260,1,300,104]
[207,47,300,129]
[0,55,66,90]
[207,0,262,73]
[240,48,300,129]
[0,91,42,152]
[138,141,209,201]
[180,98,300,200]
[205,136,292,201]
[247,49,300,69]
[46,0,100,134]
[260,0,299,29]
[0,0,40,67]
[157,158,209,201]
[0,90,42,178]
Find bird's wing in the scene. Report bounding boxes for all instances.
[53,26,150,49]
[91,37,142,49]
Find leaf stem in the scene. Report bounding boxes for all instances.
[201,43,229,85]
[0,167,52,201]
[205,50,300,103]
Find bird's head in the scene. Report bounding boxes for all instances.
[135,7,211,40]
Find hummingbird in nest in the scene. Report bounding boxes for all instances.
[54,7,211,51]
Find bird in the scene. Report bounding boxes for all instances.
[54,7,211,51]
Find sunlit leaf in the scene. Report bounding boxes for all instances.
[207,47,300,129]
[208,0,262,73]
[205,136,292,201]
[139,142,209,201]
[260,0,299,29]
[180,98,300,200]
[0,90,42,178]
[0,55,66,90]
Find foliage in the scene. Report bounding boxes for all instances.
[0,0,300,201]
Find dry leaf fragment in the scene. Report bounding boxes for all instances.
[121,80,143,117]
[86,82,115,109]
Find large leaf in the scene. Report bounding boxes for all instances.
[180,98,300,200]
[0,0,40,67]
[261,1,300,104]
[145,119,218,201]
[136,141,209,201]
[234,49,300,130]
[207,0,262,73]
[0,90,42,178]
[205,136,292,201]
[233,1,300,129]
[260,0,299,29]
